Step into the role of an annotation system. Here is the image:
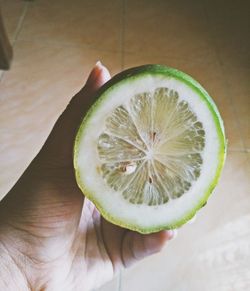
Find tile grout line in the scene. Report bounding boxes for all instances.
[17,38,123,54]
[120,0,126,70]
[228,149,250,153]
[220,68,247,151]
[202,2,246,152]
[14,37,218,62]
[11,38,220,63]
[219,66,247,152]
[12,1,29,46]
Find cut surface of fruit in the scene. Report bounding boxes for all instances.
[74,65,226,233]
[98,87,205,205]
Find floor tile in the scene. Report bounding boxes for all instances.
[123,53,245,150]
[124,0,214,60]
[204,0,250,70]
[221,66,250,150]
[18,0,123,51]
[0,0,26,40]
[0,40,121,199]
[0,1,248,290]
[121,151,250,291]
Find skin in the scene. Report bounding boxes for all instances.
[0,62,175,291]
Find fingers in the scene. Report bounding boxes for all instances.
[101,219,127,273]
[122,230,177,268]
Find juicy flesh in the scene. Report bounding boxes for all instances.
[97,87,205,206]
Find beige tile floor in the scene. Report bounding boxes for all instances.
[0,0,249,290]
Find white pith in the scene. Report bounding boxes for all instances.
[75,75,221,228]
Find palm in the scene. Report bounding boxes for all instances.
[0,63,173,291]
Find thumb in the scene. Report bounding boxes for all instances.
[122,230,177,268]
[40,62,111,163]
[85,61,111,93]
[52,61,111,140]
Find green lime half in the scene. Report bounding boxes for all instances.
[74,65,226,234]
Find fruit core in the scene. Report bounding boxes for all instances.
[97,87,205,206]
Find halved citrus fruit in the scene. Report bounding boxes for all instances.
[74,65,226,233]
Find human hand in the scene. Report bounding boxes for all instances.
[0,62,176,291]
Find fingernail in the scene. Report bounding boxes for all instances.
[168,229,178,240]
[95,60,103,68]
[94,61,111,83]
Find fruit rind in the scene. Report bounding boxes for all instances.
[74,64,226,234]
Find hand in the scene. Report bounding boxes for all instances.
[0,62,175,291]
